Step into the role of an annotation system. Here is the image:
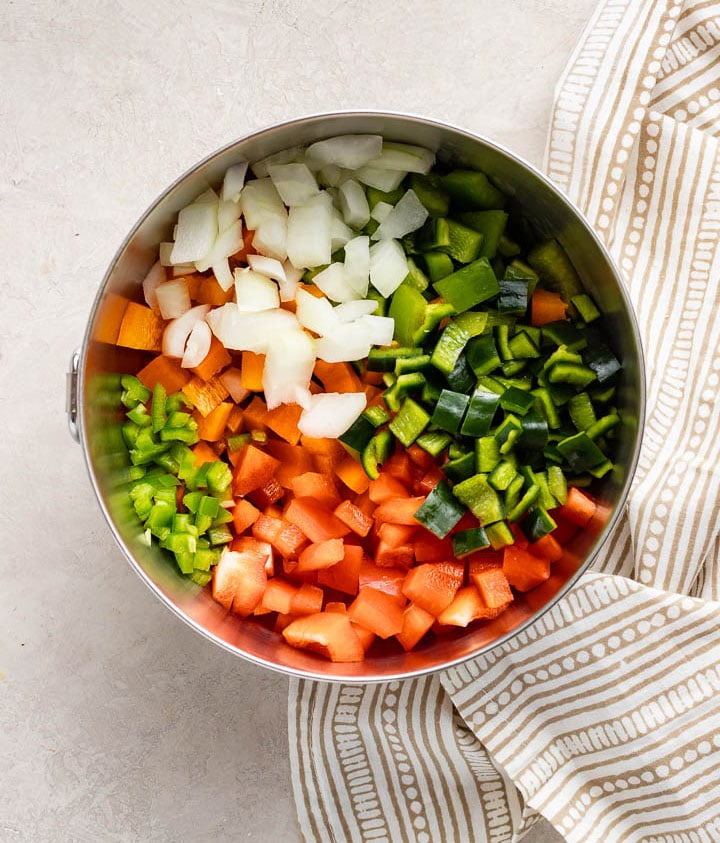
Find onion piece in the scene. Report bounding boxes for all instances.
[219,367,250,404]
[304,134,383,171]
[222,162,249,202]
[217,199,242,233]
[158,243,174,267]
[355,166,407,193]
[263,329,316,410]
[142,260,166,311]
[156,278,192,320]
[369,142,435,174]
[247,254,286,283]
[333,299,378,322]
[313,263,360,304]
[343,235,370,297]
[234,267,280,312]
[267,162,320,206]
[337,179,370,228]
[330,213,354,251]
[252,214,288,262]
[251,146,303,179]
[170,201,218,264]
[369,238,409,297]
[370,201,394,223]
[162,304,210,359]
[195,218,244,280]
[372,189,428,241]
[181,320,212,368]
[240,178,286,230]
[314,320,373,362]
[206,305,297,353]
[286,193,333,269]
[360,314,395,346]
[279,260,303,302]
[317,165,346,188]
[295,288,339,335]
[171,263,196,277]
[298,392,367,439]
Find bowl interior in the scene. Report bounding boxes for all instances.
[79,112,644,682]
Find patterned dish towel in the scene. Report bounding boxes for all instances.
[289,1,720,840]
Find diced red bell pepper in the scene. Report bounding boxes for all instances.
[396,603,435,651]
[282,612,365,662]
[471,568,514,608]
[333,500,374,537]
[368,473,409,504]
[437,585,508,627]
[503,545,551,591]
[348,586,406,639]
[401,561,463,617]
[232,445,280,496]
[358,560,407,602]
[317,544,363,596]
[373,496,426,526]
[212,549,268,617]
[289,582,324,615]
[290,472,342,509]
[374,540,414,569]
[297,539,346,572]
[258,578,299,614]
[284,497,351,543]
[413,531,455,563]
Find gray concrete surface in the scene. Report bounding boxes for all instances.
[1,1,599,839]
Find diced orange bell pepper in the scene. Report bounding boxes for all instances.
[247,477,285,509]
[373,496,425,526]
[325,601,348,614]
[231,498,260,534]
[297,539,346,572]
[265,403,303,445]
[290,472,342,509]
[258,578,299,614]
[374,540,414,569]
[335,457,371,494]
[471,568,514,608]
[348,586,406,639]
[282,612,365,662]
[401,562,463,617]
[502,546,551,591]
[557,486,597,527]
[333,500,374,538]
[182,375,230,417]
[240,351,266,392]
[191,335,232,381]
[467,549,504,575]
[243,394,269,431]
[377,522,417,550]
[358,560,407,603]
[383,453,415,487]
[264,440,315,488]
[94,292,129,344]
[284,497,351,543]
[195,275,235,307]
[191,441,218,467]
[195,401,234,442]
[317,544,363,596]
[313,359,364,393]
[116,302,165,352]
[436,585,506,627]
[211,549,267,617]
[531,287,568,326]
[368,474,410,503]
[396,603,435,651]
[530,533,564,562]
[232,444,280,496]
[137,354,190,395]
[289,583,324,615]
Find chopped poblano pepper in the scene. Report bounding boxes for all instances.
[389,398,430,447]
[433,257,500,313]
[413,479,466,538]
[453,474,505,525]
[430,311,487,375]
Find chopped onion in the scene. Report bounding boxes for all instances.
[171,263,196,277]
[338,179,370,228]
[251,146,303,179]
[355,166,407,193]
[217,198,242,233]
[252,215,288,262]
[279,260,303,302]
[372,189,428,240]
[221,162,249,202]
[207,305,298,352]
[313,263,360,304]
[314,320,373,362]
[304,134,383,171]
[286,193,333,269]
[219,367,250,404]
[369,238,409,297]
[234,267,280,312]
[263,329,316,409]
[267,162,320,206]
[360,314,395,346]
[170,201,218,264]
[343,235,370,297]
[156,278,191,320]
[195,219,244,285]
[181,320,212,368]
[330,214,354,251]
[295,288,339,335]
[162,304,210,359]
[370,201,394,223]
[369,142,435,174]
[239,178,286,230]
[194,187,219,205]
[248,254,286,283]
[333,299,378,322]
[142,260,166,311]
[298,392,367,439]
[158,242,174,267]
[317,164,345,187]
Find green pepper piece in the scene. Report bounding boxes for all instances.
[571,293,601,323]
[488,460,517,491]
[413,479,466,539]
[441,170,505,210]
[452,526,491,557]
[366,184,405,209]
[433,257,500,313]
[430,389,471,435]
[483,520,514,550]
[120,374,151,409]
[409,173,450,218]
[530,387,561,429]
[507,484,541,522]
[568,392,597,431]
[445,219,484,263]
[444,353,475,393]
[527,239,583,299]
[547,465,568,505]
[227,433,251,453]
[208,525,233,546]
[521,506,557,541]
[475,436,501,474]
[361,429,394,479]
[466,334,501,376]
[151,382,167,433]
[453,474,505,525]
[423,251,454,283]
[404,257,430,292]
[415,430,453,457]
[504,474,525,514]
[417,217,451,252]
[389,398,431,447]
[556,431,607,472]
[126,403,152,428]
[500,386,535,416]
[442,452,476,483]
[363,405,391,428]
[430,311,487,375]
[456,210,508,259]
[582,341,622,383]
[547,362,597,389]
[159,427,199,444]
[498,234,521,257]
[189,569,212,586]
[518,410,549,451]
[383,372,426,414]
[497,278,529,315]
[339,414,377,452]
[367,346,424,372]
[390,284,428,347]
[508,330,540,360]
[206,461,232,495]
[395,354,432,376]
[122,421,140,448]
[412,301,456,347]
[586,412,620,441]
[461,389,500,437]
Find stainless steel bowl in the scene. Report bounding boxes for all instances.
[69,111,645,682]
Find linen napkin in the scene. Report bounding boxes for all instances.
[288,1,720,839]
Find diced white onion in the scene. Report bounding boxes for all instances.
[369,142,435,174]
[217,199,242,233]
[181,319,212,368]
[234,267,280,312]
[297,392,368,439]
[279,260,303,302]
[267,162,319,206]
[170,201,218,264]
[194,187,219,205]
[142,260,166,311]
[372,189,429,241]
[286,193,333,269]
[338,179,370,229]
[156,278,192,320]
[330,213,354,251]
[333,299,378,322]
[171,263,196,277]
[369,238,409,297]
[162,304,210,359]
[355,166,407,193]
[195,219,244,282]
[314,320,373,362]
[239,178,286,230]
[251,146,303,179]
[252,215,288,262]
[219,367,250,404]
[206,305,298,352]
[295,288,339,335]
[158,243,174,267]
[370,201,394,223]
[360,314,395,346]
[304,134,383,171]
[343,235,370,297]
[247,254,286,283]
[263,329,316,410]
[213,259,233,291]
[313,262,360,304]
[316,164,345,187]
[221,162,249,202]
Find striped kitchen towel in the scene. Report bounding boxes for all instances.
[289,1,720,840]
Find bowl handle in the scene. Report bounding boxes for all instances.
[66,348,80,443]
